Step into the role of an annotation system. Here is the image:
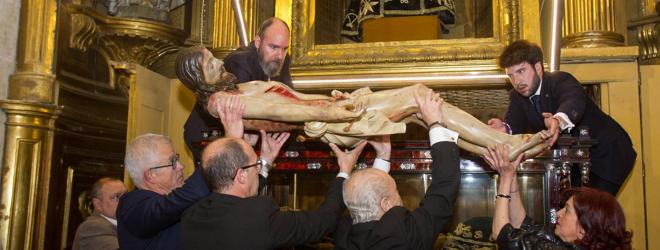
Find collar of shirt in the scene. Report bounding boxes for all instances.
[100,213,117,226]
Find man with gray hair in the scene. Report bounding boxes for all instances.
[116,133,209,250]
[117,96,287,249]
[333,89,461,249]
[72,177,127,250]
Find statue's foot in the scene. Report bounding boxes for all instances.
[507,131,548,160]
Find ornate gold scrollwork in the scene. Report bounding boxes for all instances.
[70,13,96,52]
[67,5,185,68]
[629,15,660,64]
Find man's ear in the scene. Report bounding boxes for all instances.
[92,197,102,212]
[534,62,544,76]
[143,170,154,185]
[236,169,247,185]
[379,197,392,212]
[254,35,262,49]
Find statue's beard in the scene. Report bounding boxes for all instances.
[201,72,238,95]
[218,71,237,88]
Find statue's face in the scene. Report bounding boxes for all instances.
[201,49,236,85]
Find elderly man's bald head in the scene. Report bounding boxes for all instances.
[343,168,402,224]
[201,138,256,192]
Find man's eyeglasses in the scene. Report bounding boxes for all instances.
[150,153,180,171]
[231,159,264,179]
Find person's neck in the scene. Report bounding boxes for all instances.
[217,186,249,198]
[143,183,170,195]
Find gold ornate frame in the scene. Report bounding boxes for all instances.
[290,0,521,82]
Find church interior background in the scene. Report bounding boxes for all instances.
[0,0,659,249]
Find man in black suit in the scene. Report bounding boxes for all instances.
[489,40,636,195]
[179,114,368,249]
[182,17,292,164]
[333,90,461,250]
[117,96,288,249]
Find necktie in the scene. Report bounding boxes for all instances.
[530,95,542,114]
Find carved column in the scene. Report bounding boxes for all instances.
[562,0,624,47]
[210,0,260,57]
[0,0,61,249]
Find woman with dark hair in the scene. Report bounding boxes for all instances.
[485,144,632,250]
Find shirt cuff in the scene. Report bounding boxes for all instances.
[503,122,512,134]
[373,158,390,173]
[554,112,575,132]
[337,172,350,179]
[429,126,459,145]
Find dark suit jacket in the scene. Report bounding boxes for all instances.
[333,141,461,250]
[72,213,119,250]
[505,71,636,185]
[179,177,346,250]
[183,42,293,165]
[223,42,293,87]
[116,166,209,250]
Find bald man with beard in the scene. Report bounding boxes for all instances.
[182,17,293,165]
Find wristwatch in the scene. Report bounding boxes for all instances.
[259,157,272,170]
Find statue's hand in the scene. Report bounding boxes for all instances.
[487,118,508,133]
[331,90,352,101]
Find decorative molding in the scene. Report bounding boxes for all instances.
[69,14,96,52]
[628,14,660,64]
[290,0,520,74]
[67,5,185,68]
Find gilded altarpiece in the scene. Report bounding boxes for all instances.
[2,0,649,249]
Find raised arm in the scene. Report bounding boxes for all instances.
[404,89,461,248]
[483,144,525,239]
[367,135,391,173]
[117,166,209,238]
[216,95,245,138]
[268,141,366,247]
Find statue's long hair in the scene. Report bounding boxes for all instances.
[175,46,237,105]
